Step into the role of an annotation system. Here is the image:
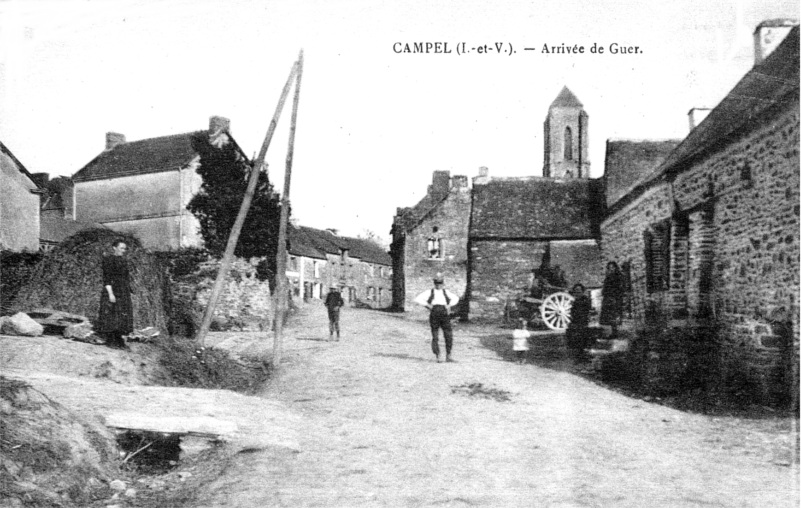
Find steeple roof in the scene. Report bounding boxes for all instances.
[549,86,583,109]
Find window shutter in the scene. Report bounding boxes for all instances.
[644,221,671,293]
[643,230,654,293]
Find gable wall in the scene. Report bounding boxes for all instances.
[402,187,471,314]
[74,162,202,250]
[0,153,40,251]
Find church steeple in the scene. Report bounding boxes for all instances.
[543,86,590,179]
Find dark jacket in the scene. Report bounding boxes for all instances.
[325,291,344,309]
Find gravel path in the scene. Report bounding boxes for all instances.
[194,304,798,508]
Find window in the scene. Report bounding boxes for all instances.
[564,127,573,160]
[313,261,320,278]
[288,256,298,272]
[427,237,443,259]
[644,220,671,293]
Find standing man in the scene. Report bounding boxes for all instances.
[324,286,345,340]
[415,273,460,363]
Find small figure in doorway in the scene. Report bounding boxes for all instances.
[566,283,593,361]
[600,261,625,339]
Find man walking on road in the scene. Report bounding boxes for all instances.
[325,286,344,340]
[414,273,460,363]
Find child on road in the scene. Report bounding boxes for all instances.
[509,318,531,364]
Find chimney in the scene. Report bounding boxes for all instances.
[430,170,451,199]
[753,19,798,65]
[209,115,230,134]
[688,108,711,131]
[105,132,126,150]
[473,166,490,185]
[31,172,49,188]
[452,175,468,189]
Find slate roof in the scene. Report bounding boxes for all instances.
[616,26,799,211]
[73,132,201,182]
[287,226,327,260]
[345,237,392,266]
[470,177,604,239]
[604,139,681,208]
[288,225,391,266]
[40,217,105,244]
[549,86,583,109]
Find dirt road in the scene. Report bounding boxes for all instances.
[194,304,798,508]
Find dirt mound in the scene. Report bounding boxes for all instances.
[0,377,118,507]
[0,335,168,386]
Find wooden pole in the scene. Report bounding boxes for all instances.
[195,60,299,347]
[272,50,304,368]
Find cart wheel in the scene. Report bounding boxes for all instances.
[540,292,575,331]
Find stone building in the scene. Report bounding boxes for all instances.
[289,225,392,309]
[391,87,605,320]
[72,116,240,250]
[0,141,43,252]
[600,26,799,402]
[468,172,604,321]
[390,170,471,313]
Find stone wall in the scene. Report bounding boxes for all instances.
[350,260,393,309]
[173,258,272,335]
[468,239,548,321]
[402,184,471,315]
[601,97,800,401]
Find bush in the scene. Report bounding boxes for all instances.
[154,248,212,280]
[11,229,170,333]
[0,251,44,314]
[155,336,270,394]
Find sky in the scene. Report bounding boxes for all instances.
[1,0,798,244]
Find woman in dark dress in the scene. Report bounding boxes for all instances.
[566,283,592,360]
[600,261,625,339]
[97,240,133,349]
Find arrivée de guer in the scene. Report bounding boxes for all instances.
[392,42,640,54]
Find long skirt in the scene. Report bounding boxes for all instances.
[97,290,134,335]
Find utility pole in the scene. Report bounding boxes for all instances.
[195,59,299,347]
[272,50,304,369]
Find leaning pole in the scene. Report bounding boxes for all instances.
[195,58,299,348]
[272,49,304,369]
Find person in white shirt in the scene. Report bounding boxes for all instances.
[414,273,460,363]
[509,318,531,364]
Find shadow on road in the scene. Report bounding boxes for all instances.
[372,352,430,363]
[478,331,577,373]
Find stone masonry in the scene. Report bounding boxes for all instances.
[601,94,799,401]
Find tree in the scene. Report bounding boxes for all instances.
[357,229,387,248]
[187,132,286,277]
